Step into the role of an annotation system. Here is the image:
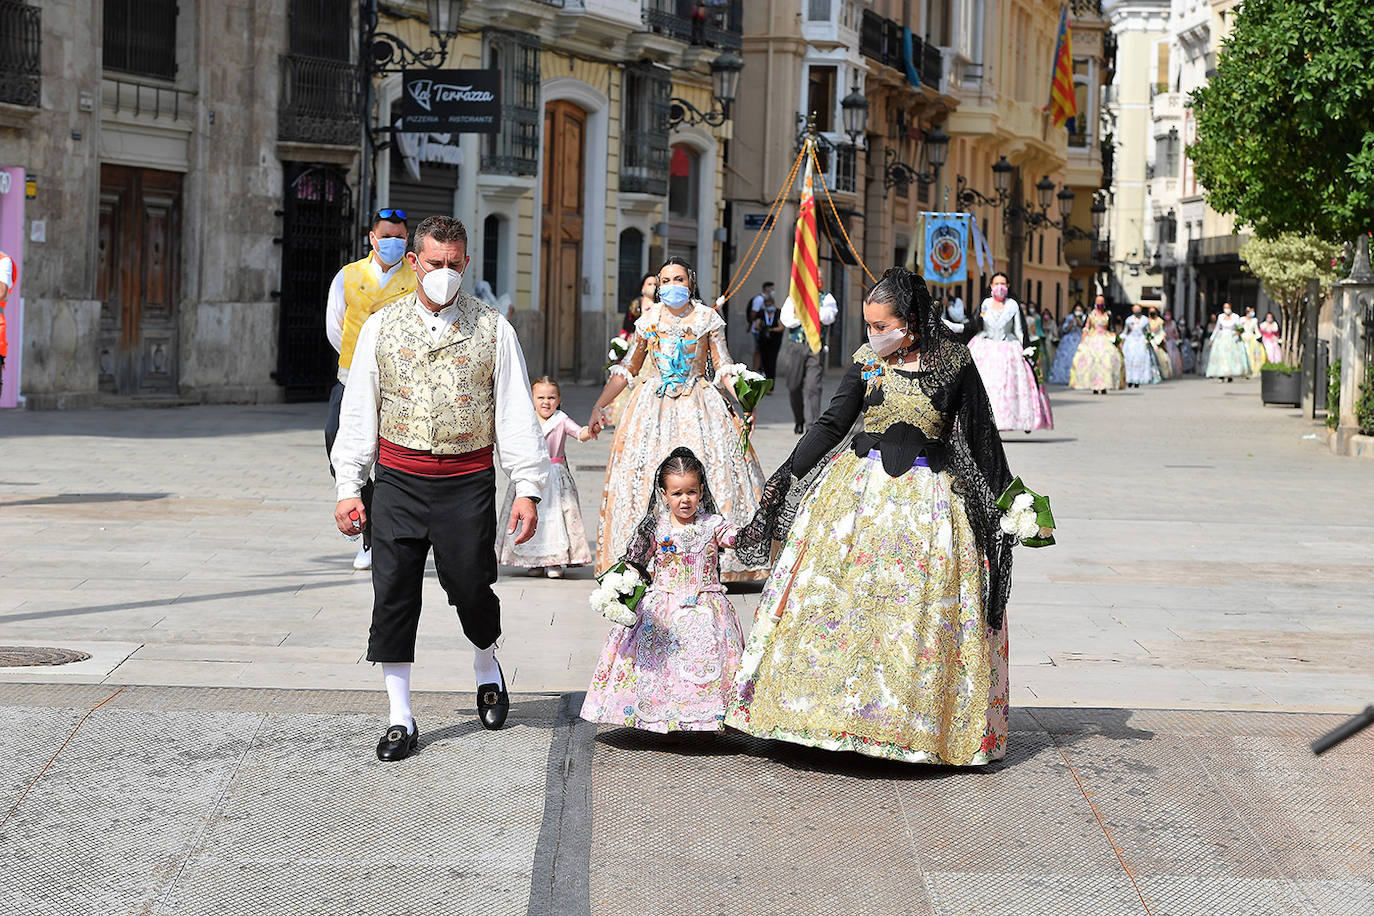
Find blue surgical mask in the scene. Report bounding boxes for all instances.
[373,235,407,266]
[659,284,691,308]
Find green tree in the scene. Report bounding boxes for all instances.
[1188,0,1374,241]
[1238,233,1340,364]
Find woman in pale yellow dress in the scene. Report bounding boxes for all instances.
[727,267,1017,765]
[587,257,768,582]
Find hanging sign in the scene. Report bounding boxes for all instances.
[401,70,501,133]
[922,211,971,285]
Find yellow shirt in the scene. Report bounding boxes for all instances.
[337,256,416,371]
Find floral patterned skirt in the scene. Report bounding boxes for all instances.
[1206,333,1251,378]
[496,461,591,569]
[1070,334,1125,390]
[580,587,744,732]
[596,379,767,581]
[724,451,1009,766]
[1245,337,1268,376]
[968,337,1053,431]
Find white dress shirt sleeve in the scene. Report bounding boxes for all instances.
[819,293,838,326]
[330,311,383,501]
[0,256,13,291]
[325,267,348,353]
[780,297,801,329]
[493,316,550,500]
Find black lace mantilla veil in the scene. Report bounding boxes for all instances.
[733,267,1017,629]
[617,448,723,579]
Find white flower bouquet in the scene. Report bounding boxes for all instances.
[733,369,773,455]
[604,336,630,372]
[589,560,647,627]
[995,477,1055,548]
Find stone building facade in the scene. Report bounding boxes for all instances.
[725,0,1110,367]
[0,0,736,408]
[1,0,292,408]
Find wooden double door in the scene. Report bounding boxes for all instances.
[541,100,586,377]
[98,165,182,395]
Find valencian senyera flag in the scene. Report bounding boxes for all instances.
[1049,3,1077,133]
[788,148,823,354]
[922,212,971,285]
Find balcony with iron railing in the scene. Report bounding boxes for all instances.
[859,9,943,92]
[0,0,41,108]
[641,0,742,50]
[278,53,362,146]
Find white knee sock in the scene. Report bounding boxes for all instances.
[473,644,503,688]
[382,663,413,730]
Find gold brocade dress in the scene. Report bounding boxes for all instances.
[596,302,768,582]
[725,345,1010,765]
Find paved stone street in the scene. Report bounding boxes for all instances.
[1,375,1372,914]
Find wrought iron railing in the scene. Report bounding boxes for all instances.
[641,0,742,50]
[278,53,362,146]
[482,32,541,176]
[921,39,942,89]
[622,129,670,196]
[1069,0,1103,16]
[0,0,40,107]
[103,77,194,120]
[104,0,178,80]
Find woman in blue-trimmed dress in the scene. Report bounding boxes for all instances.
[1048,305,1085,384]
[727,267,1016,766]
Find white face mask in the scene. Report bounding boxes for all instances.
[868,326,909,357]
[419,264,463,306]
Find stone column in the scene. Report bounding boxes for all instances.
[1333,236,1373,453]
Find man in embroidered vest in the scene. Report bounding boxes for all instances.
[324,209,417,571]
[331,216,548,762]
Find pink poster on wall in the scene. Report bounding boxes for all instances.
[0,166,23,408]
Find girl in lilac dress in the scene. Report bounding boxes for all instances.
[580,447,745,733]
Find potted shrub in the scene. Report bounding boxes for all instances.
[1259,361,1302,406]
[1238,234,1341,403]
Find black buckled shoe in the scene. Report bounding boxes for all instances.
[375,720,419,761]
[477,663,509,730]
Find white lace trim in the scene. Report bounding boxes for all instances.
[609,364,634,381]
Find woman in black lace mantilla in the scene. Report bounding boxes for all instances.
[725,266,1017,766]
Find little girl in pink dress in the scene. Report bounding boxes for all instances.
[496,376,595,578]
[580,447,745,733]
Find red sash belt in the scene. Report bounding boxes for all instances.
[378,439,494,478]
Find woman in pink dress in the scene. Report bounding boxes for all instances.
[581,447,745,733]
[1260,313,1283,363]
[967,272,1053,431]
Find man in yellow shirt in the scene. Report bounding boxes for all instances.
[324,209,416,570]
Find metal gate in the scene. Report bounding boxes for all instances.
[276,164,354,401]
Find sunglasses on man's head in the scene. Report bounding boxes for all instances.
[376,208,407,221]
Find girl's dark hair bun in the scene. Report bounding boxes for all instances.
[669,446,696,459]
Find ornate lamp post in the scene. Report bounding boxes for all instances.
[359,0,464,234]
[840,82,869,147]
[364,0,463,73]
[882,126,948,197]
[669,51,744,128]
